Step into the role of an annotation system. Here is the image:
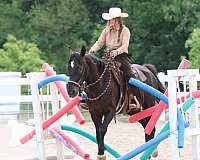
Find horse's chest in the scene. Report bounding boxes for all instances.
[87,101,110,113]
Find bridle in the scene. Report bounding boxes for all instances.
[68,62,111,101]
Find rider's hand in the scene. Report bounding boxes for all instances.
[110,50,119,58]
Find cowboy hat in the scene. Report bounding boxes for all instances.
[102,8,128,20]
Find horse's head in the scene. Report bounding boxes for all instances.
[67,46,87,97]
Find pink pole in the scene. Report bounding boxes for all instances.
[20,96,81,144]
[128,106,157,123]
[53,128,90,159]
[128,90,200,123]
[177,90,200,103]
[192,90,200,99]
[144,58,189,135]
[42,63,85,125]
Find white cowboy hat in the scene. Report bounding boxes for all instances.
[102,8,128,20]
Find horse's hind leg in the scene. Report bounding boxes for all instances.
[139,117,156,142]
[139,117,158,158]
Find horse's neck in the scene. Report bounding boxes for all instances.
[85,55,105,85]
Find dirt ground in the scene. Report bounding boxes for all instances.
[0,115,195,160]
[76,115,193,160]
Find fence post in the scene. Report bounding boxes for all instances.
[167,69,199,160]
[189,74,200,160]
[28,72,46,160]
[167,70,180,160]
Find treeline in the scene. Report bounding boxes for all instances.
[0,0,200,74]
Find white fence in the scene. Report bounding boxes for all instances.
[0,72,63,120]
[0,72,24,119]
[167,69,200,160]
[158,72,200,87]
[0,71,199,120]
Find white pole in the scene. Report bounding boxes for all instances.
[50,83,64,160]
[189,74,200,160]
[28,72,46,160]
[167,69,200,160]
[167,70,180,160]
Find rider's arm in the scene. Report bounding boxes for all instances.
[90,27,107,53]
[116,27,130,55]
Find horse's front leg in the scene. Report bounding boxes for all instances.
[97,111,114,160]
[91,111,114,160]
[90,113,105,159]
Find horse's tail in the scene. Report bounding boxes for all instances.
[143,64,165,94]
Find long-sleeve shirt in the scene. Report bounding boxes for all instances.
[90,25,130,54]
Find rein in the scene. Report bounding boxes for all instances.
[68,64,111,101]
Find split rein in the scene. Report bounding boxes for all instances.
[68,64,112,101]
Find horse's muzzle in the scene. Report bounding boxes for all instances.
[66,83,79,97]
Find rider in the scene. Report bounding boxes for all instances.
[89,7,135,80]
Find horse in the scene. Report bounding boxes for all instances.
[67,46,165,160]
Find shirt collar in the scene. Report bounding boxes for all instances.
[109,26,121,31]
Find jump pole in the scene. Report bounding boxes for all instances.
[20,96,81,144]
[128,90,200,123]
[61,125,121,158]
[167,69,199,160]
[141,97,195,160]
[21,73,84,160]
[42,63,85,124]
[144,58,189,135]
[20,74,81,144]
[128,59,189,131]
[120,97,194,160]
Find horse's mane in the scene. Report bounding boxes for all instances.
[85,54,105,72]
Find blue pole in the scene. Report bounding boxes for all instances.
[128,78,168,104]
[117,130,169,160]
[38,75,69,89]
[177,108,185,148]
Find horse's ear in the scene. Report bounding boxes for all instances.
[69,47,73,55]
[80,46,86,57]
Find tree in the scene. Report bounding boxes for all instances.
[185,28,200,68]
[0,1,27,46]
[0,35,44,75]
[0,0,92,73]
[120,0,200,72]
[1,0,200,73]
[24,0,92,73]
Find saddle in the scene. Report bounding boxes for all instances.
[131,64,147,82]
[103,57,147,115]
[79,55,147,115]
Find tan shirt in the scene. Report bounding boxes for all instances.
[91,25,130,54]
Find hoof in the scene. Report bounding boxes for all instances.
[152,149,158,157]
[97,154,106,160]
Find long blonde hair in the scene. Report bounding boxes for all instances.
[107,17,123,42]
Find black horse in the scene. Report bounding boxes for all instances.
[67,46,165,160]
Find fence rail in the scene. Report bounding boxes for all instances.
[0,72,199,120]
